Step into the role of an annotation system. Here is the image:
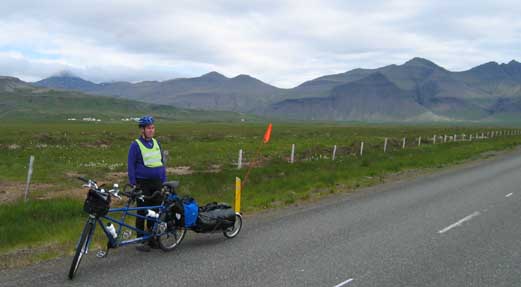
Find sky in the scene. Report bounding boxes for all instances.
[0,0,519,88]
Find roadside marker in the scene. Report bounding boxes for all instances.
[235,177,241,213]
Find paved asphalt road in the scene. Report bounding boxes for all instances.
[2,148,521,287]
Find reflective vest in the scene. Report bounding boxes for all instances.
[135,138,163,168]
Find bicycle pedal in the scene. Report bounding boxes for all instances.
[96,250,107,258]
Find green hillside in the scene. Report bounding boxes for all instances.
[0,87,257,122]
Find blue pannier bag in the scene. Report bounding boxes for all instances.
[182,197,198,228]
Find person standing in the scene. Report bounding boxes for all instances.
[127,116,166,252]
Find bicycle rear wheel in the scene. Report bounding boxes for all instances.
[68,220,94,279]
[158,226,186,251]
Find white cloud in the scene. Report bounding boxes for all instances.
[0,0,519,88]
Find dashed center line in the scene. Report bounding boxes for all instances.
[506,193,513,197]
[333,278,354,287]
[438,211,481,234]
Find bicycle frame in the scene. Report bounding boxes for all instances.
[87,201,169,249]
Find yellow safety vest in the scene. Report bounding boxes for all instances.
[135,138,163,168]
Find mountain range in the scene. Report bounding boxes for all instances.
[0,76,253,122]
[16,57,521,122]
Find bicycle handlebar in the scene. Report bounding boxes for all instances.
[78,177,164,202]
[78,176,120,198]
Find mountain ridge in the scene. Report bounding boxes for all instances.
[15,57,521,122]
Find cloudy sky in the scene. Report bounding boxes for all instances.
[0,0,519,88]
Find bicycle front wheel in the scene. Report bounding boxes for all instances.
[68,220,94,280]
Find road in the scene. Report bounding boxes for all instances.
[2,148,521,286]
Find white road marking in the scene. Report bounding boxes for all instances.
[506,193,513,197]
[333,278,354,287]
[438,211,481,234]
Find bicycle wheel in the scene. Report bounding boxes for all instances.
[68,220,94,280]
[223,213,242,239]
[157,225,186,251]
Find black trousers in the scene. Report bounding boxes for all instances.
[135,178,163,238]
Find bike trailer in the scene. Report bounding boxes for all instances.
[195,204,236,232]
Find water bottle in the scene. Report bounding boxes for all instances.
[106,223,117,239]
[147,209,159,218]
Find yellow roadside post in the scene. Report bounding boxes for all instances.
[235,177,241,213]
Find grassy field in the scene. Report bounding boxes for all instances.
[1,121,520,268]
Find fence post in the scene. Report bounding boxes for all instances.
[238,149,243,169]
[444,135,447,143]
[433,135,436,144]
[384,138,388,153]
[162,150,169,166]
[360,141,364,156]
[454,134,457,142]
[332,145,337,161]
[470,134,473,141]
[24,155,35,202]
[290,144,295,163]
[418,136,421,147]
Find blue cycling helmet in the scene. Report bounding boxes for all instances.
[138,116,155,128]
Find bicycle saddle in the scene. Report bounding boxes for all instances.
[163,181,179,190]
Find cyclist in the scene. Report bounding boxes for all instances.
[127,115,166,252]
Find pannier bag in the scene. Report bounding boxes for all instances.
[83,189,111,217]
[182,197,199,228]
[165,198,183,228]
